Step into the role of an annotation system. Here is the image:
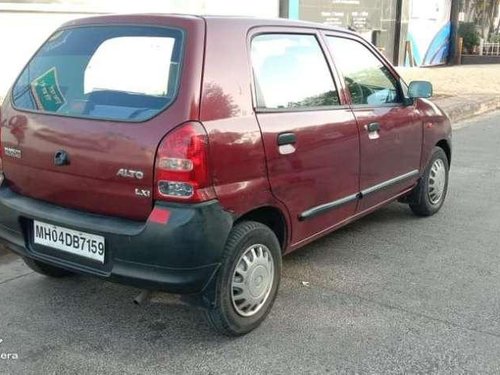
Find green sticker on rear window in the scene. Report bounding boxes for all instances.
[30,67,66,112]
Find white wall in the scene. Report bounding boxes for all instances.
[84,0,279,17]
[0,0,279,98]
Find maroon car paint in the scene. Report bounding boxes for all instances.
[1,15,205,221]
[0,14,451,253]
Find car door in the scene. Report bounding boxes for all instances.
[249,29,360,247]
[325,34,423,212]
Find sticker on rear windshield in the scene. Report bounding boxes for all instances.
[30,67,66,112]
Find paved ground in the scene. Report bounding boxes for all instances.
[397,65,500,123]
[397,65,500,97]
[1,111,500,374]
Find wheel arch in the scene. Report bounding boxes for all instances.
[436,139,451,167]
[234,206,288,252]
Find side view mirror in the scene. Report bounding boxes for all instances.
[408,81,433,99]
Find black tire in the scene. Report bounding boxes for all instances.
[23,257,73,278]
[204,221,282,336]
[409,147,449,217]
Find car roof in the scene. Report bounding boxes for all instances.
[61,13,354,36]
[202,14,347,31]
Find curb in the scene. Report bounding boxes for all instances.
[0,245,9,256]
[434,95,500,125]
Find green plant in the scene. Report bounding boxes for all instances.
[459,22,481,53]
[490,34,500,43]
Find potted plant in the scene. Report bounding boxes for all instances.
[459,22,481,54]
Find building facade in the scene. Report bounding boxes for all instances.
[282,0,453,67]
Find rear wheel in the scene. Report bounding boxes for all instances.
[23,257,73,278]
[204,221,282,336]
[409,147,449,216]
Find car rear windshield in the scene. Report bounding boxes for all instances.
[12,25,184,122]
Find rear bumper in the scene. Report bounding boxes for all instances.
[0,185,233,294]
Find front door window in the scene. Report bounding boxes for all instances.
[327,36,401,106]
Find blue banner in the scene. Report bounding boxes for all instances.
[406,0,452,66]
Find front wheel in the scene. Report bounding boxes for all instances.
[409,147,449,216]
[204,221,282,336]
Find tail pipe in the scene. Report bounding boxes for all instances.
[133,290,151,305]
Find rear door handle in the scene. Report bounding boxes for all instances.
[365,122,380,132]
[277,132,296,146]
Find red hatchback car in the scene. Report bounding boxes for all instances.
[0,14,451,335]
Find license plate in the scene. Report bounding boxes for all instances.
[33,221,105,263]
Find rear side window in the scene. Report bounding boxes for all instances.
[251,34,340,110]
[12,26,184,122]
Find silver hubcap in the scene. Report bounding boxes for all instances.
[231,244,274,317]
[428,158,446,205]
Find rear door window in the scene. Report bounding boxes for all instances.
[12,26,184,122]
[251,33,340,110]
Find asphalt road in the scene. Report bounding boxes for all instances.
[1,111,500,374]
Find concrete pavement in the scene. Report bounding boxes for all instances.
[397,65,500,97]
[397,65,500,123]
[1,110,500,374]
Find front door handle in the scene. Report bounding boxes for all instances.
[277,132,296,146]
[277,132,297,155]
[365,122,380,132]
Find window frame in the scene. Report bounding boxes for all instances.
[10,23,186,124]
[322,32,409,109]
[247,27,348,114]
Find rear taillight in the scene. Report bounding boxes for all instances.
[154,122,215,202]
